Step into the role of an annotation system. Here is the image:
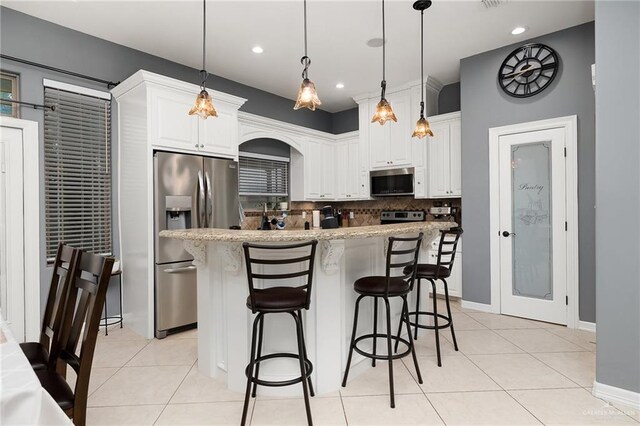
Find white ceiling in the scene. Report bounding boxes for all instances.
[3,0,594,112]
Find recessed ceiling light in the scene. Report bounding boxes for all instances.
[511,26,527,35]
[336,83,345,89]
[252,46,264,54]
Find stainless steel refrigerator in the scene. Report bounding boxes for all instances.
[153,151,239,338]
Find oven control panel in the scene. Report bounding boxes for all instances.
[381,210,425,223]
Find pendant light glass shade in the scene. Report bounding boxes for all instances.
[412,112,434,138]
[372,97,397,125]
[372,0,395,125]
[189,88,218,119]
[189,0,217,119]
[412,0,433,138]
[294,0,321,111]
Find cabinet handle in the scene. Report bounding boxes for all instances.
[194,144,198,148]
[200,144,204,148]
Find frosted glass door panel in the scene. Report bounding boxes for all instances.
[511,142,552,300]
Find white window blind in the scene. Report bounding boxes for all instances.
[44,84,112,261]
[239,152,289,196]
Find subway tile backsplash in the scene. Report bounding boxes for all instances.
[241,198,461,230]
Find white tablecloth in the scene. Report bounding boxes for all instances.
[0,318,72,425]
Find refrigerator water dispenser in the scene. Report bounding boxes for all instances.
[165,195,192,230]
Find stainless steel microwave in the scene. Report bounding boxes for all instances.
[370,167,414,197]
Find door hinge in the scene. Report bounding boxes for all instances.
[566,295,568,305]
[565,221,568,231]
[564,147,567,157]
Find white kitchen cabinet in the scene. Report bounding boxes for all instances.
[426,112,461,198]
[291,139,337,201]
[366,91,412,170]
[149,81,244,159]
[422,238,462,298]
[336,135,363,200]
[414,166,426,198]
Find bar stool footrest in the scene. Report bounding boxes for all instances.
[353,333,412,360]
[99,316,123,328]
[407,311,452,330]
[245,352,313,388]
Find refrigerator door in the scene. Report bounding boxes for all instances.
[203,157,240,229]
[155,261,197,336]
[154,152,204,264]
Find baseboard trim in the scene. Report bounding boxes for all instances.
[593,381,640,410]
[460,300,495,313]
[578,321,596,333]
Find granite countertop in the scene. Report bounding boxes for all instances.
[160,222,456,243]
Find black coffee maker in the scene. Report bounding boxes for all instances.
[320,205,339,229]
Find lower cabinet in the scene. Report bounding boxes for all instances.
[420,239,462,298]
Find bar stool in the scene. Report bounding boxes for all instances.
[240,240,318,426]
[342,234,423,409]
[399,227,463,367]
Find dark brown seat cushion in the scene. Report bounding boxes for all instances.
[246,287,307,312]
[36,370,74,411]
[19,342,49,371]
[403,264,451,279]
[354,276,410,296]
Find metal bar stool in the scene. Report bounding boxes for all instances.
[397,227,463,367]
[240,240,318,426]
[342,233,424,409]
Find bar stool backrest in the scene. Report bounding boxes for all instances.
[385,233,424,295]
[435,227,464,276]
[243,240,319,313]
[40,243,80,353]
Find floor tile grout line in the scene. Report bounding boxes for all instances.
[582,387,640,423]
[338,392,350,426]
[529,350,594,387]
[88,337,152,399]
[152,358,195,425]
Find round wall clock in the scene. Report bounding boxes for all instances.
[498,43,559,98]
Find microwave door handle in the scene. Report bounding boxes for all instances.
[197,170,205,228]
[205,171,212,228]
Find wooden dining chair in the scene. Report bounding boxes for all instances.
[36,251,114,426]
[20,243,80,371]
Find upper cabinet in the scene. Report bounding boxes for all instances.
[335,134,362,200]
[366,91,412,170]
[425,112,462,198]
[115,70,246,159]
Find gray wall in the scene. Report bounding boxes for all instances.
[0,6,354,314]
[331,107,359,134]
[239,138,291,158]
[438,82,461,115]
[460,22,596,322]
[595,2,640,393]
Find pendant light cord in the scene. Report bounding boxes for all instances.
[382,0,386,84]
[420,7,424,116]
[201,0,207,88]
[301,0,310,80]
[304,0,308,58]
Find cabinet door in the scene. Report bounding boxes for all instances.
[321,142,336,199]
[387,92,412,167]
[335,141,349,199]
[347,139,361,198]
[305,140,323,199]
[449,119,462,197]
[414,166,426,198]
[369,99,390,169]
[151,88,199,151]
[427,121,450,197]
[200,107,237,158]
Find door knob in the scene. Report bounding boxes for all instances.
[502,231,516,237]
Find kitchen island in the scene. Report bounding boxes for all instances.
[161,222,455,396]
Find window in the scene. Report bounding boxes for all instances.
[44,80,112,261]
[0,72,19,118]
[239,152,289,196]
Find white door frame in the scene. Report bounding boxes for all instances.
[0,117,41,341]
[489,115,579,328]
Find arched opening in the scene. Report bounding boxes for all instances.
[238,138,301,229]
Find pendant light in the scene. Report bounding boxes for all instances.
[189,0,217,119]
[294,0,322,111]
[371,0,396,125]
[412,0,434,138]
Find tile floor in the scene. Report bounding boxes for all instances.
[78,299,640,425]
